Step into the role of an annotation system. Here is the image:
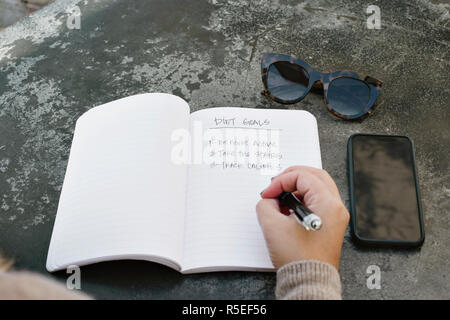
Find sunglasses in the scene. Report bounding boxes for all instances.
[261,53,383,120]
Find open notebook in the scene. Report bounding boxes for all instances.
[46,93,322,274]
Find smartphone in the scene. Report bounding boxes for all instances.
[347,134,425,247]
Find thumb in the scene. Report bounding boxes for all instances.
[256,198,292,231]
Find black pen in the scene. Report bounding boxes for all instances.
[278,192,322,231]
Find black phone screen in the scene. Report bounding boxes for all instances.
[350,135,424,244]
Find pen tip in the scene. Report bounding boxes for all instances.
[311,219,322,230]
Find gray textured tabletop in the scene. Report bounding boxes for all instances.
[0,0,449,299]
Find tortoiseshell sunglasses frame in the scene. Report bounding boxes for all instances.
[261,53,383,120]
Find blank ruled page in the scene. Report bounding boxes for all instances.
[182,108,321,273]
[46,93,189,272]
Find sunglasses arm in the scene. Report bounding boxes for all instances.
[364,76,383,87]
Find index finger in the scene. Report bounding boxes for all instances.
[261,169,324,200]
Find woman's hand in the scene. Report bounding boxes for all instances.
[257,166,349,270]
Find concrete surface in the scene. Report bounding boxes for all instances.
[0,0,449,299]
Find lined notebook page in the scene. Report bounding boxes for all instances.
[46,93,190,272]
[182,108,322,273]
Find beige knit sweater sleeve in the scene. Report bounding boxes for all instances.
[276,260,342,300]
[0,271,91,300]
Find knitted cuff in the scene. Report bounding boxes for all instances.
[276,260,342,300]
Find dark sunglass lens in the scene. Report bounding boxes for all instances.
[327,78,371,117]
[267,61,310,101]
